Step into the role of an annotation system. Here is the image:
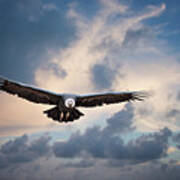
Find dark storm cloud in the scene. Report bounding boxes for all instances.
[53,104,172,163]
[91,63,117,90]
[0,134,51,168]
[0,0,75,82]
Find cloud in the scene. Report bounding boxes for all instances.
[0,0,179,137]
[0,102,178,179]
[121,27,151,49]
[1,138,180,180]
[0,0,75,82]
[0,104,173,170]
[32,1,174,134]
[172,133,180,149]
[0,93,53,136]
[53,104,134,159]
[166,146,178,154]
[0,134,51,168]
[173,133,180,143]
[1,1,180,179]
[35,2,166,92]
[61,159,95,168]
[53,104,172,163]
[91,63,118,90]
[17,0,58,22]
[103,104,135,134]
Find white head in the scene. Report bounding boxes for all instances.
[65,98,75,108]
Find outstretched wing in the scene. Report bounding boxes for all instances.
[0,76,61,105]
[76,91,148,107]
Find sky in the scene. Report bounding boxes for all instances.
[0,0,180,179]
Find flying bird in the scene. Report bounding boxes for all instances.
[0,76,148,123]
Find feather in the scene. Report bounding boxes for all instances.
[76,91,149,107]
[43,107,84,122]
[0,76,61,105]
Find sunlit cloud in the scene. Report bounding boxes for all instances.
[35,1,180,132]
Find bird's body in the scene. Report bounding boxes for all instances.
[0,76,148,123]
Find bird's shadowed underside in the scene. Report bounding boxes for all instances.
[43,107,84,122]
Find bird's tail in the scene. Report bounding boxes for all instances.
[43,106,84,123]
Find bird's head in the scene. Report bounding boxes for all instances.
[65,98,75,108]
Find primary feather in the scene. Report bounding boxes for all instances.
[0,76,60,104]
[76,91,148,107]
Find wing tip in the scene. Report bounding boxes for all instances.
[132,91,150,101]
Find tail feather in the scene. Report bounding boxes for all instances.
[43,106,84,122]
[44,106,59,121]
